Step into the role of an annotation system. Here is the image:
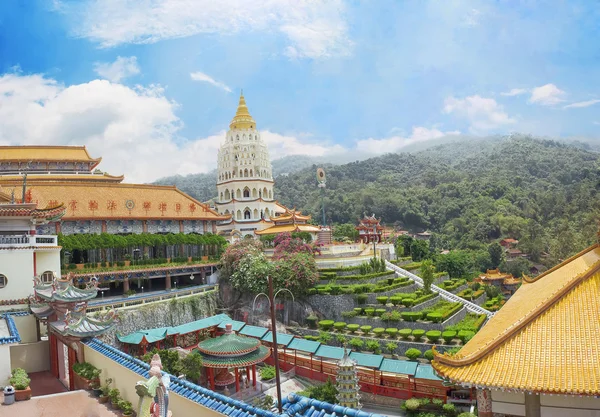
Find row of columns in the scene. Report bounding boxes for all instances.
[120,268,208,293]
[206,365,257,393]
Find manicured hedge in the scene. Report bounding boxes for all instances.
[401,312,423,322]
[353,307,363,314]
[426,312,443,323]
[374,308,386,317]
[377,296,389,305]
[405,348,422,360]
[356,294,368,304]
[318,320,334,331]
[347,324,360,333]
[360,325,372,335]
[425,330,441,341]
[442,330,457,343]
[423,350,434,361]
[403,262,422,270]
[398,328,412,339]
[306,315,318,329]
[373,328,385,337]
[319,265,363,274]
[458,330,475,343]
[365,308,375,317]
[320,271,394,281]
[334,322,347,331]
[412,329,425,341]
[385,328,398,337]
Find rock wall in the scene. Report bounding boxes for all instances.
[339,307,466,331]
[99,290,218,346]
[318,272,397,285]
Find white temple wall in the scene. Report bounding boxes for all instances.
[491,391,525,416]
[35,249,61,280]
[0,250,34,300]
[13,315,38,344]
[10,341,50,374]
[491,391,600,417]
[0,345,11,387]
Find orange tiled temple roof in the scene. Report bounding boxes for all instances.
[255,223,320,235]
[0,146,101,164]
[0,173,124,183]
[433,244,600,395]
[20,182,228,221]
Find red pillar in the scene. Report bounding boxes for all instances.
[246,366,250,383]
[252,365,256,387]
[33,252,37,276]
[173,334,178,347]
[165,272,171,290]
[123,277,130,293]
[310,355,313,380]
[372,369,377,394]
[234,368,240,393]
[68,347,77,391]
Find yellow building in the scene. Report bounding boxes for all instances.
[433,245,600,417]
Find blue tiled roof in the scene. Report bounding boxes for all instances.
[85,338,278,417]
[0,313,21,345]
[282,393,384,417]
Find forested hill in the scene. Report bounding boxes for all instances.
[274,135,600,256]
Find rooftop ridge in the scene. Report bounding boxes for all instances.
[522,243,598,283]
[0,313,22,344]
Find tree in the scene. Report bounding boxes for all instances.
[435,250,471,278]
[420,259,435,294]
[501,258,530,278]
[410,239,429,261]
[488,242,503,268]
[181,351,203,383]
[333,223,359,242]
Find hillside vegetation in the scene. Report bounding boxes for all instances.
[274,136,600,260]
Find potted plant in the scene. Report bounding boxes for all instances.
[99,378,112,404]
[109,388,121,410]
[120,400,134,416]
[10,368,31,401]
[73,362,101,390]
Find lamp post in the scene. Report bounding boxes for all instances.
[268,275,283,414]
[373,225,377,258]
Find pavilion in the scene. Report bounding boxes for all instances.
[195,323,271,393]
[433,244,600,417]
[355,214,383,243]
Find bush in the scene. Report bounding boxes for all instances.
[373,327,385,337]
[404,398,421,411]
[405,348,422,360]
[353,307,363,315]
[306,315,318,329]
[425,330,441,342]
[360,325,372,335]
[423,350,434,361]
[356,294,368,304]
[385,328,398,337]
[347,324,360,334]
[341,311,358,318]
[390,296,403,306]
[329,285,342,295]
[398,328,412,339]
[385,342,398,354]
[318,320,335,331]
[349,338,364,350]
[443,403,456,415]
[401,312,423,322]
[9,368,30,390]
[376,296,389,305]
[426,312,443,323]
[364,308,375,317]
[458,413,477,417]
[458,330,475,344]
[318,331,332,344]
[366,340,380,353]
[374,308,386,317]
[470,282,481,291]
[333,322,347,331]
[442,330,457,343]
[260,365,276,380]
[412,329,425,341]
[73,362,101,380]
[336,334,347,344]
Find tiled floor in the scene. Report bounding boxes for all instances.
[29,371,68,397]
[0,390,120,417]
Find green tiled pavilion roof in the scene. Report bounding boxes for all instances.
[117,327,172,344]
[379,359,418,376]
[195,345,271,368]
[314,345,345,360]
[415,364,442,381]
[196,331,261,356]
[238,325,268,339]
[287,338,320,354]
[171,313,231,335]
[349,352,383,368]
[218,320,246,332]
[261,331,294,347]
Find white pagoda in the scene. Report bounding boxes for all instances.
[335,347,362,409]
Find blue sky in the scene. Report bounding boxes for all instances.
[0,0,598,182]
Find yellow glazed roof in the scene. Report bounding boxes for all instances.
[433,244,600,395]
[0,146,100,162]
[0,173,124,183]
[255,224,320,235]
[16,181,228,221]
[229,93,256,130]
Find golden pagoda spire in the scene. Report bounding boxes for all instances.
[229,90,256,130]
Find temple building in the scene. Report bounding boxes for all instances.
[432,244,600,417]
[356,214,383,243]
[0,145,228,236]
[255,209,320,240]
[215,93,320,240]
[476,269,521,296]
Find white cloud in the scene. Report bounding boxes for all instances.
[464,9,482,27]
[563,99,600,109]
[355,127,460,155]
[501,88,528,96]
[444,95,516,132]
[93,56,140,83]
[529,83,565,106]
[261,131,346,159]
[56,0,351,59]
[190,72,231,93]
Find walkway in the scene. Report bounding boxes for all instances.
[0,390,119,417]
[385,260,493,318]
[29,371,68,397]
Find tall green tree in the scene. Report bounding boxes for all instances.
[488,242,504,269]
[420,259,435,294]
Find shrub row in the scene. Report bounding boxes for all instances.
[440,278,466,291]
[457,288,485,300]
[320,271,395,282]
[310,277,412,296]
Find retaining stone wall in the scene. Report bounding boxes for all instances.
[366,284,419,303]
[361,295,441,313]
[318,272,396,285]
[340,306,467,332]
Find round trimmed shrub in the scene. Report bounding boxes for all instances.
[426,312,443,323]
[442,330,457,343]
[318,320,335,331]
[329,285,342,295]
[353,307,363,315]
[333,322,347,331]
[425,330,442,342]
[412,329,425,341]
[360,325,372,335]
[423,350,434,361]
[398,328,412,339]
[390,296,403,306]
[404,398,420,411]
[366,340,380,353]
[376,296,389,305]
[458,330,475,344]
[364,308,375,317]
[403,298,414,307]
[306,315,318,329]
[356,294,368,304]
[405,348,422,360]
[401,312,423,322]
[373,327,385,337]
[385,328,398,337]
[374,308,386,317]
[347,324,360,334]
[349,337,364,350]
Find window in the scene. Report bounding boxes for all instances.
[41,271,54,284]
[0,274,6,288]
[243,188,250,198]
[244,210,251,219]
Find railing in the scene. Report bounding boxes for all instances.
[87,284,217,312]
[0,234,58,247]
[385,260,494,318]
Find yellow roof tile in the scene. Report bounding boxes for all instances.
[433,244,600,394]
[0,173,124,183]
[0,146,100,163]
[13,181,228,221]
[255,224,320,235]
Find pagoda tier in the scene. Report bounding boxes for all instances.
[335,348,362,409]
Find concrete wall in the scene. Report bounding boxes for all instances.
[491,391,600,417]
[0,249,34,300]
[492,390,525,416]
[83,343,224,417]
[10,341,50,374]
[35,250,62,281]
[14,314,38,344]
[0,345,11,387]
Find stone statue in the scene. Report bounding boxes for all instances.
[135,354,172,417]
